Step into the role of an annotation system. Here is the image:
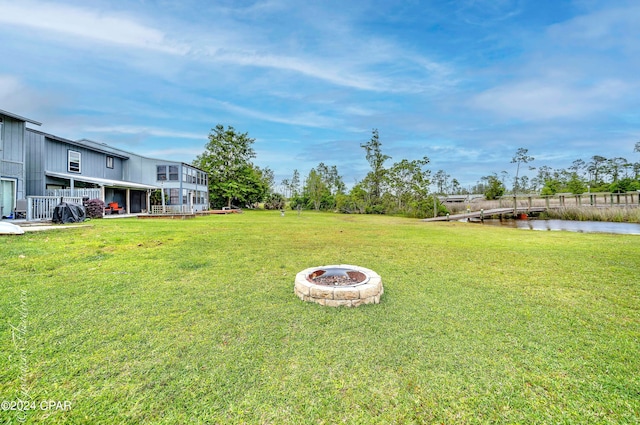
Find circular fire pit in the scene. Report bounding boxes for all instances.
[294,264,383,307]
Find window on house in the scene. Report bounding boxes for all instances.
[169,188,179,205]
[0,118,4,144]
[169,165,179,181]
[157,165,167,181]
[68,150,81,173]
[106,156,114,169]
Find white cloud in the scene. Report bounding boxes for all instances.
[0,75,22,101]
[83,125,204,140]
[0,1,188,54]
[547,4,640,51]
[0,1,453,93]
[142,147,204,159]
[471,79,631,120]
[207,98,342,129]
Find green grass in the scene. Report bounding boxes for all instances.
[1,211,639,424]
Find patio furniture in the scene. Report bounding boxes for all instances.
[108,202,125,214]
[14,199,27,219]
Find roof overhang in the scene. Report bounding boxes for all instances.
[45,171,160,190]
[0,109,42,126]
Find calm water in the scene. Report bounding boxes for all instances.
[479,219,640,235]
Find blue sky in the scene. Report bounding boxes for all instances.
[1,0,639,190]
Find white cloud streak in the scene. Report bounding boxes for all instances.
[0,1,188,54]
[83,125,204,140]
[0,0,452,93]
[471,79,631,120]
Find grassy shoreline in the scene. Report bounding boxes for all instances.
[1,211,639,423]
[539,206,640,223]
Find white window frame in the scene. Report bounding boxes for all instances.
[68,150,81,173]
[106,156,114,169]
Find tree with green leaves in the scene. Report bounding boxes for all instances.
[587,155,607,186]
[511,148,534,194]
[483,173,506,200]
[303,168,328,210]
[360,129,390,203]
[387,157,431,210]
[193,124,260,208]
[433,170,450,194]
[316,163,345,195]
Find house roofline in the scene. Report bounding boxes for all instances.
[77,138,207,173]
[27,129,130,159]
[0,108,42,126]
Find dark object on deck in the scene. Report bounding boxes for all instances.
[52,202,86,224]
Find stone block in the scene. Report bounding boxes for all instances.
[310,286,334,299]
[333,287,360,300]
[359,283,380,299]
[351,298,367,307]
[294,280,311,296]
[324,299,352,307]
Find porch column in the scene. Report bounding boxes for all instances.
[126,189,131,214]
[100,186,106,202]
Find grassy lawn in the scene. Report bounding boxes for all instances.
[1,211,639,424]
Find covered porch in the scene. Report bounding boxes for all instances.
[44,171,159,214]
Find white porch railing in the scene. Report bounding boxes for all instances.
[45,189,101,199]
[150,205,190,214]
[26,196,84,221]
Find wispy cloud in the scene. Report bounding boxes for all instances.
[207,99,342,129]
[470,79,632,120]
[0,0,454,93]
[0,1,188,54]
[141,147,204,159]
[83,125,204,140]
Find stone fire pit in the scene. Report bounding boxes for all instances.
[294,264,383,307]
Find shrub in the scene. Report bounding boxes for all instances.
[264,193,286,210]
[84,198,105,218]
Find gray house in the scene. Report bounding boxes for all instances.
[1,108,209,219]
[121,148,208,211]
[0,109,41,218]
[25,132,210,214]
[25,130,160,213]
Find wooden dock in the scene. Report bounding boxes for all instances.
[424,191,640,222]
[423,207,545,222]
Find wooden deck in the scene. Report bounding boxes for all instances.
[196,209,242,215]
[138,213,196,220]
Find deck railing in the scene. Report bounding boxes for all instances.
[26,196,84,221]
[497,192,640,211]
[45,189,101,199]
[150,205,190,214]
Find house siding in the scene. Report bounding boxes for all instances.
[46,139,116,178]
[1,116,26,216]
[25,129,46,196]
